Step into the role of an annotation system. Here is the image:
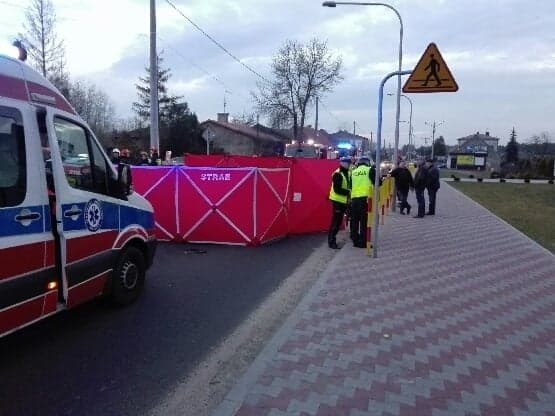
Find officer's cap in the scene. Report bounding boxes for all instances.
[357,156,370,165]
[339,156,351,163]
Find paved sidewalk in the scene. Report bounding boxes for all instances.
[213,183,555,416]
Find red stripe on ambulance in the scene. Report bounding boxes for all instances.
[67,272,109,309]
[0,243,45,281]
[113,227,148,249]
[66,231,118,264]
[0,74,27,101]
[0,296,44,334]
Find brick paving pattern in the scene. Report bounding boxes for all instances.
[214,183,555,416]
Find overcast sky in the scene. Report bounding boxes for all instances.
[1,0,554,146]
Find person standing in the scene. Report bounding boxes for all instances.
[137,151,151,166]
[426,158,440,215]
[413,159,429,218]
[328,157,352,249]
[390,161,414,215]
[150,149,161,166]
[117,149,133,196]
[110,148,121,164]
[350,156,373,248]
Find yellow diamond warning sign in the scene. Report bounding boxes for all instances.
[403,43,458,93]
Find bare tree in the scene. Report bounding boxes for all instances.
[254,38,343,141]
[231,111,257,126]
[68,80,115,141]
[19,0,68,92]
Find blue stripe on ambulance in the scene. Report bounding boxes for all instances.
[120,205,155,230]
[0,205,48,237]
[61,201,153,232]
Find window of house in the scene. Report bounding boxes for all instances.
[0,107,26,207]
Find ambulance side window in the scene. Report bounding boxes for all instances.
[53,117,110,196]
[0,107,26,208]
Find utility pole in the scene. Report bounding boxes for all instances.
[149,0,160,152]
[353,121,356,136]
[426,120,444,160]
[315,97,319,132]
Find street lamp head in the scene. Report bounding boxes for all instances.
[322,1,337,7]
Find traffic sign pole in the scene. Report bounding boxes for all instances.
[372,69,412,258]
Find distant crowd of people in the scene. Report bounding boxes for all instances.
[110,148,163,167]
[328,157,440,249]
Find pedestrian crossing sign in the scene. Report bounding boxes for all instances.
[403,43,458,93]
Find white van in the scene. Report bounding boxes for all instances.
[0,54,156,338]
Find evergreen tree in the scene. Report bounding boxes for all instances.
[433,136,447,157]
[132,54,182,125]
[161,101,203,156]
[506,127,519,163]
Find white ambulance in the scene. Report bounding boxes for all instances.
[0,54,157,338]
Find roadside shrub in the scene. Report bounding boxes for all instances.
[454,177,460,182]
[477,177,483,182]
[500,178,506,183]
[468,174,474,179]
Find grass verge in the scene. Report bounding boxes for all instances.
[450,182,555,253]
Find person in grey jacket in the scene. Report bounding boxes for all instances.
[426,158,440,215]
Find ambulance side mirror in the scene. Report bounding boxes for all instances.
[118,164,133,196]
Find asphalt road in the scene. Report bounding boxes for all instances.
[0,234,327,416]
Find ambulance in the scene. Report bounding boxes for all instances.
[0,54,157,338]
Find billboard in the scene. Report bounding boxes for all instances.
[457,155,475,166]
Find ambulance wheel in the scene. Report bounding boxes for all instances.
[111,247,145,305]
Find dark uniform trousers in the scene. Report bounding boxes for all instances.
[328,201,347,246]
[350,197,368,246]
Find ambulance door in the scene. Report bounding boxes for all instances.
[0,104,58,337]
[46,111,123,308]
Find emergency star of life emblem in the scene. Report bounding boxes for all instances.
[84,199,103,232]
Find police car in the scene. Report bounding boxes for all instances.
[0,53,156,338]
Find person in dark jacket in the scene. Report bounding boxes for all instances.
[328,157,352,249]
[426,158,440,215]
[389,161,414,215]
[137,151,151,166]
[412,159,429,218]
[110,148,121,164]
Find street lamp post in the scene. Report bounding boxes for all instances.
[322,1,403,165]
[425,120,444,160]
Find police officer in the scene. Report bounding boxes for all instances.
[328,156,351,249]
[350,156,375,248]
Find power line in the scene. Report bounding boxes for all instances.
[164,0,347,128]
[157,36,252,105]
[164,0,270,84]
[318,98,343,127]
